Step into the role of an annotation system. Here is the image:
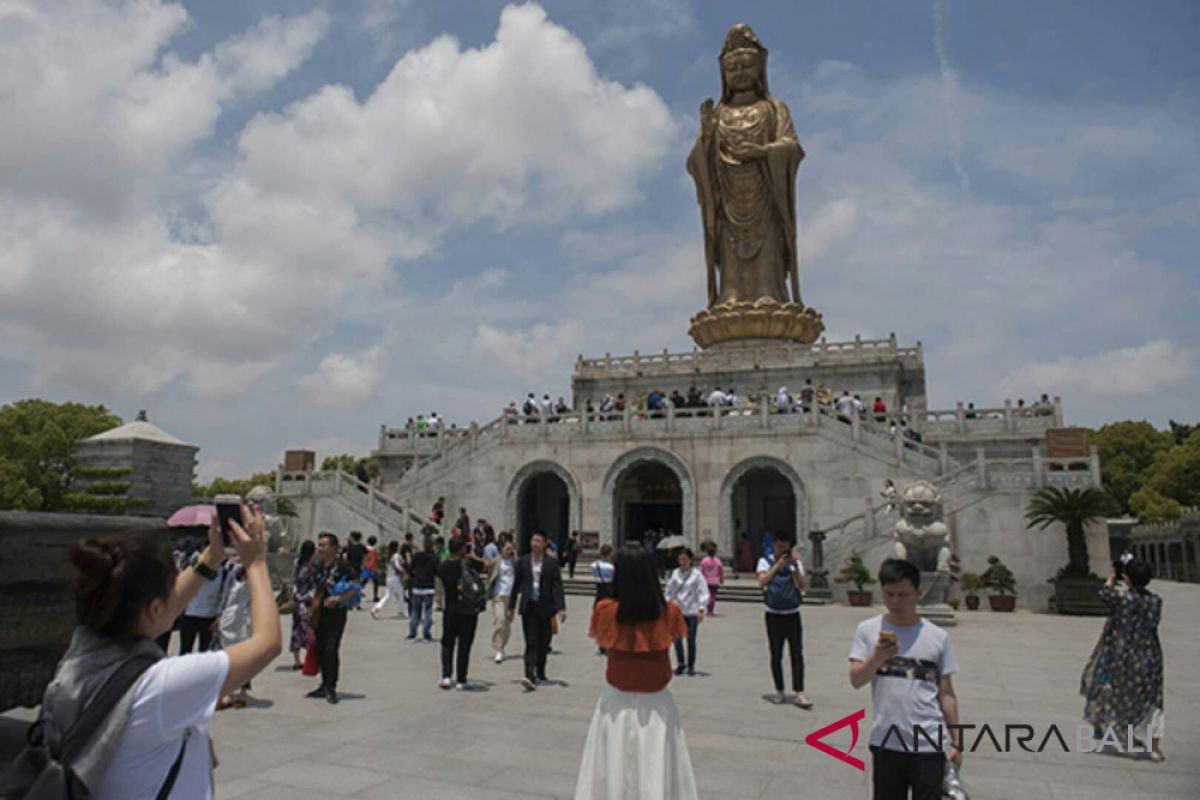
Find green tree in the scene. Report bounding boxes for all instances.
[1025,487,1119,578]
[193,471,277,500]
[1129,487,1182,522]
[1089,421,1173,514]
[1144,429,1200,508]
[0,399,121,511]
[321,454,378,479]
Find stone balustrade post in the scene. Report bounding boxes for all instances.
[1054,396,1064,426]
[378,424,386,451]
[888,331,897,353]
[539,408,549,438]
[275,465,283,494]
[807,529,832,600]
[851,410,862,443]
[711,403,722,431]
[955,402,966,434]
[1032,447,1045,489]
[894,427,905,462]
[304,470,312,495]
[581,404,590,435]
[623,403,632,434]
[469,421,479,452]
[938,442,950,475]
[334,471,342,493]
[809,399,819,427]
[666,400,675,433]
[633,349,641,369]
[1089,445,1102,488]
[760,395,770,429]
[604,352,612,370]
[1004,399,1014,433]
[367,486,375,513]
[408,425,416,446]
[976,448,988,489]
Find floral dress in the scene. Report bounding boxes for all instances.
[1080,585,1164,735]
[290,558,317,654]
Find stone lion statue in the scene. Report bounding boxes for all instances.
[892,480,951,573]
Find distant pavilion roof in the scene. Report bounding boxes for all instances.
[84,414,192,447]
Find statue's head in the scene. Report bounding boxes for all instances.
[719,24,768,102]
[899,480,943,525]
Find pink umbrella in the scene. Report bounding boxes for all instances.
[167,504,216,527]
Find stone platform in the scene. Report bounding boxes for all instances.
[10,582,1191,799]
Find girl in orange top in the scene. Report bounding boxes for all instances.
[575,546,698,800]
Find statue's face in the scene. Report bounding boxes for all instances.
[722,51,762,94]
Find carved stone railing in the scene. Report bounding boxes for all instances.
[573,334,922,380]
[380,396,953,497]
[277,468,445,538]
[919,397,1063,437]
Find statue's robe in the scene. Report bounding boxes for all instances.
[687,96,804,308]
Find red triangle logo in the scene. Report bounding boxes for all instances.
[805,709,867,771]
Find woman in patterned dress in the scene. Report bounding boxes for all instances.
[1080,559,1164,761]
[289,540,317,669]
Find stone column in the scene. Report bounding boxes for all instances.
[807,528,832,600]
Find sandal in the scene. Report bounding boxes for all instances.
[1149,751,1165,763]
[232,697,247,709]
[215,698,234,711]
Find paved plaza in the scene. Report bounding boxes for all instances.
[185,580,1200,800]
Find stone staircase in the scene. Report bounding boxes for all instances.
[278,469,446,541]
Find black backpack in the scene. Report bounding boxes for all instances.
[0,653,186,800]
[457,563,487,613]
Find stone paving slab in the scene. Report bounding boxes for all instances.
[7,582,1198,798]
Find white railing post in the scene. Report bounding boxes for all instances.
[894,427,905,462]
[304,470,312,495]
[623,403,632,435]
[976,448,988,489]
[367,486,375,513]
[760,395,770,429]
[666,400,675,433]
[1004,399,1014,433]
[1053,396,1064,427]
[851,411,861,443]
[469,421,479,452]
[1032,447,1045,489]
[275,465,283,494]
[539,407,548,438]
[955,402,966,434]
[809,400,819,427]
[1089,445,1102,488]
[334,470,342,494]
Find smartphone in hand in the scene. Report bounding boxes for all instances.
[214,494,243,549]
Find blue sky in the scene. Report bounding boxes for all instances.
[1,0,1196,480]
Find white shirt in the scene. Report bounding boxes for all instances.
[757,555,805,614]
[494,558,515,598]
[849,616,958,752]
[707,389,726,406]
[389,552,405,579]
[93,651,229,800]
[835,395,855,418]
[531,556,544,598]
[665,567,710,617]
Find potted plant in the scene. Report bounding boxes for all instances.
[835,553,876,606]
[960,572,983,611]
[980,555,1016,611]
[1026,487,1117,615]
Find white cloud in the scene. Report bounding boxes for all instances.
[996,341,1195,400]
[298,346,384,408]
[802,198,858,260]
[0,2,674,401]
[472,321,584,373]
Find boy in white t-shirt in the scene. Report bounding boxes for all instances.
[849,559,961,800]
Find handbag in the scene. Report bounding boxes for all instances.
[275,582,294,615]
[301,630,320,676]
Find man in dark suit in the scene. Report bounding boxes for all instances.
[507,532,566,691]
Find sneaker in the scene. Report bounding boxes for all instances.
[494,652,504,664]
[305,686,327,699]
[325,690,339,705]
[674,665,686,675]
[424,635,435,642]
[687,668,696,676]
[773,691,787,705]
[405,634,416,641]
[438,677,453,690]
[520,677,536,691]
[370,609,378,620]
[455,682,469,691]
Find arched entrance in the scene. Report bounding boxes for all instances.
[506,461,581,555]
[601,447,696,548]
[720,457,806,570]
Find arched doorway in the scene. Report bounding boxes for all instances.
[614,461,683,547]
[720,457,806,570]
[506,461,581,555]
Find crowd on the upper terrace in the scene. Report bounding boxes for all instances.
[399,387,1057,441]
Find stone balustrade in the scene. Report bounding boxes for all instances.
[572,333,922,379]
[919,397,1063,436]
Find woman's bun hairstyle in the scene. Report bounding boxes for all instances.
[68,535,177,637]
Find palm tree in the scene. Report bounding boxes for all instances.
[1025,487,1117,578]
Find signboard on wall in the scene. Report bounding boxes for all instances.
[579,531,600,550]
[1045,428,1088,459]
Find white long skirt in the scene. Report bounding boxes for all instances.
[574,684,698,800]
